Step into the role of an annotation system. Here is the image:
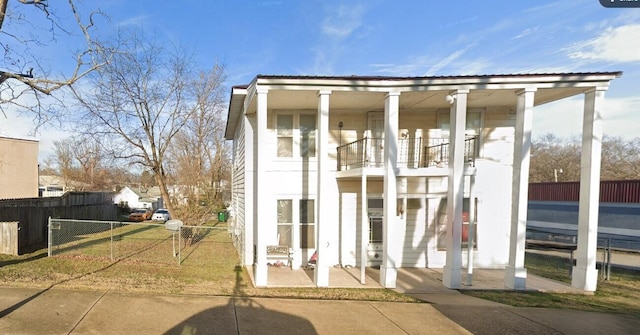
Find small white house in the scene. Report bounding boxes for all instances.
[225,72,621,292]
[113,186,163,210]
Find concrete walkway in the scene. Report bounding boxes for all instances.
[1,285,638,334]
[0,286,469,335]
[391,269,640,335]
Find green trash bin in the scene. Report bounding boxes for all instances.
[218,211,227,222]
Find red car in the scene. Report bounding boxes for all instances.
[129,208,152,222]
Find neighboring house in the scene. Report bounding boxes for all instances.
[225,73,621,292]
[38,175,88,197]
[0,136,38,199]
[113,186,163,210]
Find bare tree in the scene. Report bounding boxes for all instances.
[0,0,108,126]
[530,133,581,182]
[530,133,640,182]
[47,134,109,190]
[601,136,640,180]
[72,31,198,219]
[165,66,229,223]
[50,136,75,187]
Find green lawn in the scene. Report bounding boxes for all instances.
[463,253,640,316]
[0,222,414,302]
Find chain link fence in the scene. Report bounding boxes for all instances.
[526,227,640,281]
[48,218,230,267]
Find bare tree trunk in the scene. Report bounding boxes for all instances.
[0,0,9,31]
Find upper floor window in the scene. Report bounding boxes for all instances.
[277,114,293,157]
[276,113,316,158]
[299,114,316,157]
[437,109,483,137]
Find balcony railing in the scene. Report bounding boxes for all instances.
[337,136,477,172]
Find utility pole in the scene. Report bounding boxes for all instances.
[554,168,563,182]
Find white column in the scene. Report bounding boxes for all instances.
[360,174,368,284]
[505,88,536,290]
[315,90,331,287]
[254,88,269,287]
[466,176,476,286]
[572,87,607,292]
[244,114,255,267]
[291,201,301,270]
[380,92,400,288]
[442,89,468,289]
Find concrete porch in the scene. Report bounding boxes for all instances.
[246,266,587,294]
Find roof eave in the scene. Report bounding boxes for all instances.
[224,86,248,140]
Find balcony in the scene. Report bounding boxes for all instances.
[336,136,477,172]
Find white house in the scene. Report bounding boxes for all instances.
[224,72,621,292]
[113,186,163,210]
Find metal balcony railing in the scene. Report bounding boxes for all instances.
[424,136,477,168]
[337,136,477,172]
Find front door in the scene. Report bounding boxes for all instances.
[366,198,383,266]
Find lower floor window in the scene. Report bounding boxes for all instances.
[277,198,316,249]
[300,199,315,249]
[436,197,477,250]
[277,199,292,247]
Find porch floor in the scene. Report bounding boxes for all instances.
[247,266,587,294]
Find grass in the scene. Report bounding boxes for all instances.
[463,253,640,317]
[1,222,639,311]
[0,221,415,303]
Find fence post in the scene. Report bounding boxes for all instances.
[110,222,114,261]
[178,226,182,265]
[601,239,606,280]
[606,238,611,281]
[47,216,52,257]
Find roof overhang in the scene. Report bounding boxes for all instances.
[224,86,248,140]
[224,72,623,138]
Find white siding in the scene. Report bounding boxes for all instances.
[400,198,428,267]
[231,100,518,271]
[232,114,249,265]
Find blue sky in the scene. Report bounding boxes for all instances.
[2,0,640,160]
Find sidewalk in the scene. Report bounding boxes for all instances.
[0,287,469,335]
[1,286,638,335]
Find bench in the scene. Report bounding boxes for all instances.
[267,245,292,266]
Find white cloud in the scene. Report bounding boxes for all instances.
[512,26,540,40]
[424,43,477,76]
[306,4,368,75]
[321,4,365,39]
[0,108,68,163]
[116,14,151,28]
[370,55,432,76]
[451,59,492,76]
[567,24,640,63]
[533,96,640,139]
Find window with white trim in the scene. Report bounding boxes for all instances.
[276,112,316,158]
[436,197,477,250]
[277,115,293,157]
[300,199,315,249]
[299,114,316,158]
[436,109,483,137]
[277,199,292,247]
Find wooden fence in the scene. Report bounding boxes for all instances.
[0,192,118,254]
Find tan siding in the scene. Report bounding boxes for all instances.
[0,137,38,199]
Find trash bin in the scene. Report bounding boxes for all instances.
[218,211,227,222]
